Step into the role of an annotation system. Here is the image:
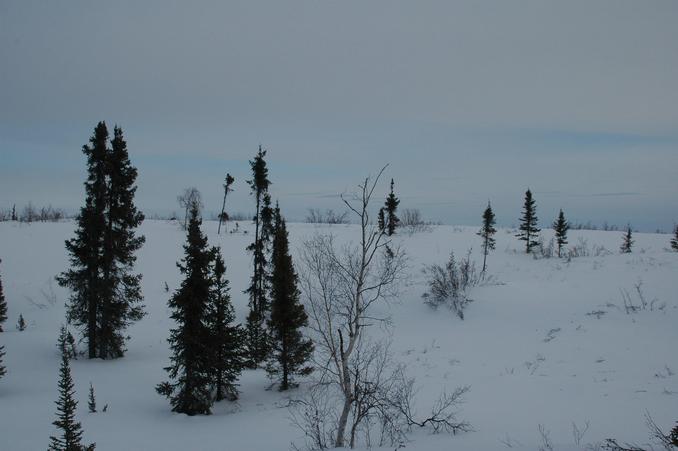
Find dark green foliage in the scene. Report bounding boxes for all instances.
[477,202,497,273]
[48,351,94,451]
[553,209,569,258]
[88,383,96,413]
[384,179,400,236]
[0,259,6,332]
[267,207,314,390]
[11,204,17,221]
[156,207,214,415]
[245,146,273,366]
[670,225,678,252]
[0,345,6,379]
[98,126,145,358]
[377,208,386,233]
[208,250,244,402]
[670,423,678,446]
[58,122,108,359]
[57,122,144,360]
[516,189,540,253]
[620,225,633,254]
[17,314,26,331]
[58,325,77,360]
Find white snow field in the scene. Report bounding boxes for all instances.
[0,220,676,450]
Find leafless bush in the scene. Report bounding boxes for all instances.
[620,280,665,314]
[538,424,554,451]
[533,238,555,259]
[601,412,676,450]
[566,237,611,260]
[305,208,349,225]
[400,208,434,234]
[0,208,10,221]
[573,421,591,447]
[422,249,479,320]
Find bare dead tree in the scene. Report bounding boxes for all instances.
[297,168,470,449]
[299,167,407,447]
[177,187,203,230]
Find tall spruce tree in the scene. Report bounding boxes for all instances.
[377,208,386,233]
[48,350,95,451]
[0,258,7,332]
[58,122,108,359]
[620,225,633,254]
[477,202,497,273]
[58,123,144,359]
[670,225,678,252]
[267,206,314,390]
[156,206,214,415]
[245,146,272,366]
[384,179,400,236]
[553,209,569,258]
[516,189,540,253]
[98,126,145,359]
[208,249,244,402]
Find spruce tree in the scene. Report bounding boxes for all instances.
[218,173,235,235]
[156,206,214,415]
[11,204,17,221]
[207,250,244,402]
[17,314,26,331]
[0,259,7,332]
[0,345,6,380]
[57,122,108,359]
[553,209,569,258]
[384,179,400,236]
[48,350,94,451]
[620,225,633,254]
[516,189,540,253]
[670,225,678,252]
[58,123,144,360]
[245,146,272,366]
[57,325,77,360]
[477,202,496,273]
[377,208,386,233]
[267,206,314,390]
[88,383,96,413]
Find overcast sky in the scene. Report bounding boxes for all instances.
[2,1,677,231]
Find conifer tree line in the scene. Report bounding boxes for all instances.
[57,122,145,360]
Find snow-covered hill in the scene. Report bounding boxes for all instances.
[0,220,676,450]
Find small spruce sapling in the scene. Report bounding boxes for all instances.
[88,383,97,413]
[670,225,678,252]
[0,258,7,332]
[552,209,569,258]
[48,348,95,451]
[57,325,77,360]
[0,345,6,380]
[17,314,26,331]
[620,225,633,254]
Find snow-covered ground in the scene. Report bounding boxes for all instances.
[0,220,676,450]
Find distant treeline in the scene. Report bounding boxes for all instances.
[0,203,73,223]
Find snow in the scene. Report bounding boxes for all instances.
[0,220,676,450]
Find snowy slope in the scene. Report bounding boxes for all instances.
[0,220,676,450]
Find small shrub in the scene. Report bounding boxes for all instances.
[422,249,478,319]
